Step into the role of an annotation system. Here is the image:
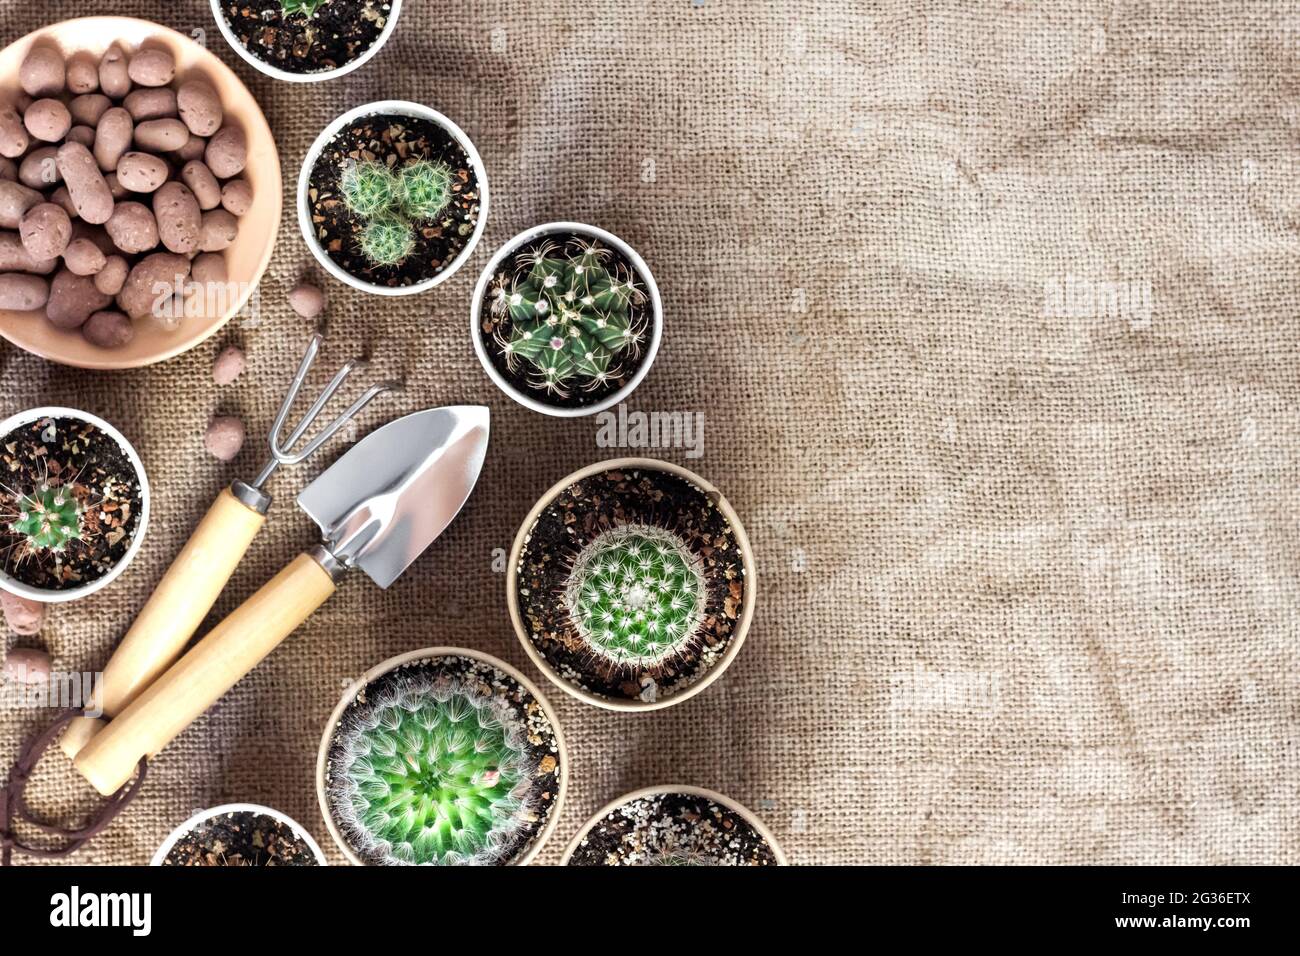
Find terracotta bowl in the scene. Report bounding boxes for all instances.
[0,17,280,369]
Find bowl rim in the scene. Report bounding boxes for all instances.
[506,456,757,712]
[0,15,281,370]
[559,784,788,865]
[315,645,569,866]
[468,222,664,418]
[0,406,150,604]
[297,99,491,296]
[151,802,329,866]
[208,0,403,83]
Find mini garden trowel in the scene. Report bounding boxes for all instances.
[72,405,490,797]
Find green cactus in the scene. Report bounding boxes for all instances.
[359,214,415,267]
[492,237,649,397]
[5,481,83,555]
[281,0,327,16]
[398,160,454,220]
[341,160,399,219]
[330,674,531,866]
[563,523,706,668]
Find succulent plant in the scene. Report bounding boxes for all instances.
[359,214,415,267]
[3,479,86,558]
[398,160,454,220]
[491,237,649,397]
[329,673,532,866]
[563,523,706,668]
[341,160,399,219]
[340,157,456,267]
[281,0,328,19]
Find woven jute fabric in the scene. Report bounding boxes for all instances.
[2,0,1298,866]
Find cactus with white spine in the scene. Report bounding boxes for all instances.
[3,479,88,560]
[563,523,706,668]
[359,214,415,267]
[492,237,648,397]
[398,160,454,220]
[329,674,532,866]
[341,157,457,268]
[341,160,399,219]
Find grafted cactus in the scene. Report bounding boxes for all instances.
[563,523,706,668]
[492,237,648,397]
[398,160,453,220]
[330,674,532,866]
[4,481,84,556]
[340,161,398,219]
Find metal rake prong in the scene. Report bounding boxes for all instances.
[271,379,399,466]
[269,358,362,463]
[247,335,398,488]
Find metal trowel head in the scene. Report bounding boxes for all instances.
[296,406,490,588]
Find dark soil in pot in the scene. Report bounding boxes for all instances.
[478,231,653,410]
[567,791,780,866]
[307,113,480,289]
[161,809,319,866]
[514,466,747,705]
[323,654,562,866]
[218,0,393,75]
[0,416,143,591]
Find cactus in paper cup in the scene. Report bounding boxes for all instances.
[329,674,533,865]
[492,238,649,397]
[563,523,707,668]
[4,480,85,556]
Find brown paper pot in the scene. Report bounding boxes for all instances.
[315,645,568,866]
[560,785,787,865]
[152,803,327,866]
[507,457,757,712]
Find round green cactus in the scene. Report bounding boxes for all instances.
[563,524,706,668]
[491,237,649,397]
[359,214,415,266]
[331,675,531,866]
[341,160,399,218]
[7,482,82,554]
[398,160,454,220]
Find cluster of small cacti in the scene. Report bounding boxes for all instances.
[329,673,532,865]
[340,158,454,267]
[491,237,649,396]
[563,523,707,668]
[2,479,87,560]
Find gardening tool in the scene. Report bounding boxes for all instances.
[72,405,490,796]
[60,334,396,759]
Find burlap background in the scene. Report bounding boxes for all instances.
[2,0,1297,866]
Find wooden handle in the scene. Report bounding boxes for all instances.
[73,552,336,796]
[60,488,266,759]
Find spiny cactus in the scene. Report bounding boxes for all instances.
[331,674,532,866]
[492,237,649,397]
[360,214,415,267]
[398,160,453,220]
[563,523,706,668]
[281,0,327,16]
[643,847,712,866]
[340,157,456,267]
[341,161,398,219]
[3,480,85,557]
